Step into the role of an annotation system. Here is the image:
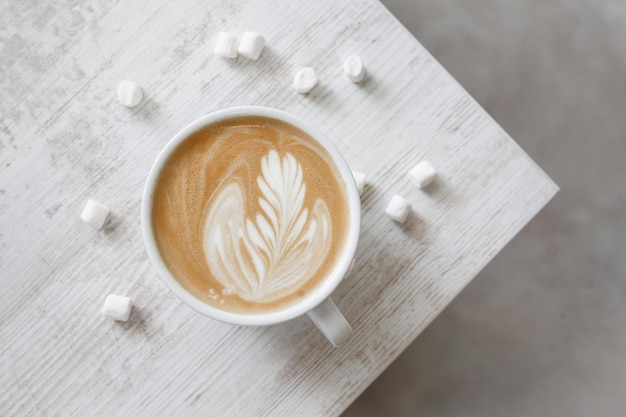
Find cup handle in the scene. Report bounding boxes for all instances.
[307,297,353,347]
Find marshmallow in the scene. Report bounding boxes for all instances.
[214,32,239,58]
[352,171,366,196]
[102,294,133,322]
[117,81,143,107]
[293,67,318,94]
[343,55,366,83]
[408,161,437,189]
[237,31,265,60]
[81,199,110,229]
[385,195,412,224]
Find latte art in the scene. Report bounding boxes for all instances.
[151,116,350,314]
[203,151,332,303]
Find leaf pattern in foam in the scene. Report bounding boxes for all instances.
[203,151,332,302]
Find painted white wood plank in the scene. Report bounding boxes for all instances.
[0,0,558,416]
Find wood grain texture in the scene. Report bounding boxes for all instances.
[0,0,557,416]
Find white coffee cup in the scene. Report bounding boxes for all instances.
[141,106,361,346]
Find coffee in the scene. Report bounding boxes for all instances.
[151,116,350,314]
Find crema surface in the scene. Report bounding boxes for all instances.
[151,116,350,314]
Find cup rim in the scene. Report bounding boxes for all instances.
[141,106,361,326]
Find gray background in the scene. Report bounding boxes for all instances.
[345,0,626,416]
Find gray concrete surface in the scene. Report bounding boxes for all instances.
[344,1,626,416]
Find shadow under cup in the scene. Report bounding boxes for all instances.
[141,106,361,326]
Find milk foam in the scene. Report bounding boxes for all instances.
[203,151,332,303]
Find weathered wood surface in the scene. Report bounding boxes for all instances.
[0,0,557,415]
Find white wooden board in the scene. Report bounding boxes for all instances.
[0,0,557,415]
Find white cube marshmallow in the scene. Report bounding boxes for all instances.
[293,67,318,94]
[117,81,143,107]
[237,31,265,60]
[214,32,239,58]
[385,195,412,224]
[352,171,366,196]
[81,199,110,229]
[343,55,366,83]
[102,294,133,322]
[408,161,437,189]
